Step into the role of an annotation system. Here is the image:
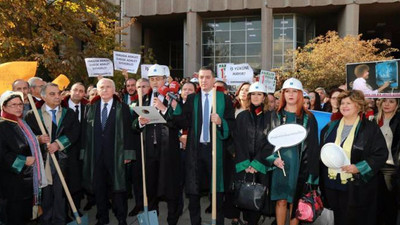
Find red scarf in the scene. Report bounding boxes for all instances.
[1,110,21,121]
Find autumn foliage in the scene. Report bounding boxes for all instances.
[281,31,399,90]
[0,0,133,84]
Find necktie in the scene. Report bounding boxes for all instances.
[50,109,57,142]
[203,93,210,142]
[101,103,108,130]
[75,105,79,121]
[50,109,57,125]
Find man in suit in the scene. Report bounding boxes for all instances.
[25,83,80,225]
[61,82,89,217]
[173,66,235,225]
[81,78,137,225]
[134,64,181,225]
[12,79,31,116]
[27,77,45,102]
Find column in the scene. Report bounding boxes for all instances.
[338,3,359,37]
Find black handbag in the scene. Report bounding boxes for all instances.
[233,173,267,211]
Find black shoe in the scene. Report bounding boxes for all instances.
[83,202,94,211]
[205,204,211,214]
[270,219,277,225]
[128,205,143,217]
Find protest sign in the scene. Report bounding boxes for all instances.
[347,59,400,98]
[52,74,70,90]
[113,51,141,73]
[224,63,254,86]
[217,63,233,79]
[84,58,113,77]
[0,61,37,95]
[141,64,152,79]
[260,70,276,93]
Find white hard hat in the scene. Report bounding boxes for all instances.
[282,78,303,91]
[321,143,350,169]
[0,91,24,110]
[248,82,267,94]
[190,78,199,83]
[148,64,165,77]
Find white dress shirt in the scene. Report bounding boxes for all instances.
[200,90,213,143]
[352,77,378,95]
[68,99,81,122]
[100,98,113,123]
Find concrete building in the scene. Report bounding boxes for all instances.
[117,0,400,77]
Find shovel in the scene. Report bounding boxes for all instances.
[136,89,159,225]
[27,94,89,225]
[211,87,217,225]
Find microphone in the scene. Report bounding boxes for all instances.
[158,86,169,97]
[153,87,159,97]
[167,92,179,101]
[169,81,180,94]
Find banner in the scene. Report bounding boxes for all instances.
[260,70,276,93]
[346,59,400,98]
[113,51,141,73]
[310,110,332,141]
[217,63,233,79]
[52,74,70,90]
[0,61,37,95]
[225,63,254,86]
[140,64,152,79]
[84,58,113,77]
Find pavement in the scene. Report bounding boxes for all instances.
[83,196,332,225]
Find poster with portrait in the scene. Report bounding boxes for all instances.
[346,59,400,98]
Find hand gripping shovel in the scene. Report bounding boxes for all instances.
[27,94,88,225]
[136,89,159,225]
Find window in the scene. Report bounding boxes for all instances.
[202,16,261,71]
[272,14,315,69]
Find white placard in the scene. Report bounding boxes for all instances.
[217,63,233,79]
[140,64,152,79]
[113,51,141,73]
[132,106,166,124]
[260,70,276,93]
[84,58,113,77]
[267,124,308,152]
[224,63,254,85]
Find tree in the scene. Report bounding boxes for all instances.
[0,0,133,84]
[280,31,399,90]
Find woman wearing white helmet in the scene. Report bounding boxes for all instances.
[233,82,274,225]
[266,78,319,225]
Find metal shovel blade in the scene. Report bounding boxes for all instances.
[137,207,159,225]
[66,214,89,225]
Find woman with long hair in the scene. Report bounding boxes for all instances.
[309,91,322,111]
[328,88,344,121]
[320,90,387,225]
[234,82,251,117]
[266,78,319,225]
[234,82,273,225]
[375,98,400,225]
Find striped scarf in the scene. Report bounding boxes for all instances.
[17,119,48,205]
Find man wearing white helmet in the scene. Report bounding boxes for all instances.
[133,64,182,224]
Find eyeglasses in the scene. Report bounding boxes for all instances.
[6,103,24,108]
[137,85,149,88]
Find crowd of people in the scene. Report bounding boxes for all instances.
[0,64,399,225]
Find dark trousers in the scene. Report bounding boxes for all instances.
[6,199,32,225]
[41,171,66,225]
[188,143,224,225]
[378,166,397,225]
[146,157,180,225]
[93,159,127,223]
[132,160,144,209]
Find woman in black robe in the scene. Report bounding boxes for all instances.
[0,91,47,225]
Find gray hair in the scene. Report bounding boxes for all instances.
[40,83,59,97]
[28,77,43,88]
[96,78,116,91]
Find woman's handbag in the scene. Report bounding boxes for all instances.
[233,173,267,211]
[295,188,324,222]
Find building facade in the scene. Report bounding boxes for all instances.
[118,0,400,77]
